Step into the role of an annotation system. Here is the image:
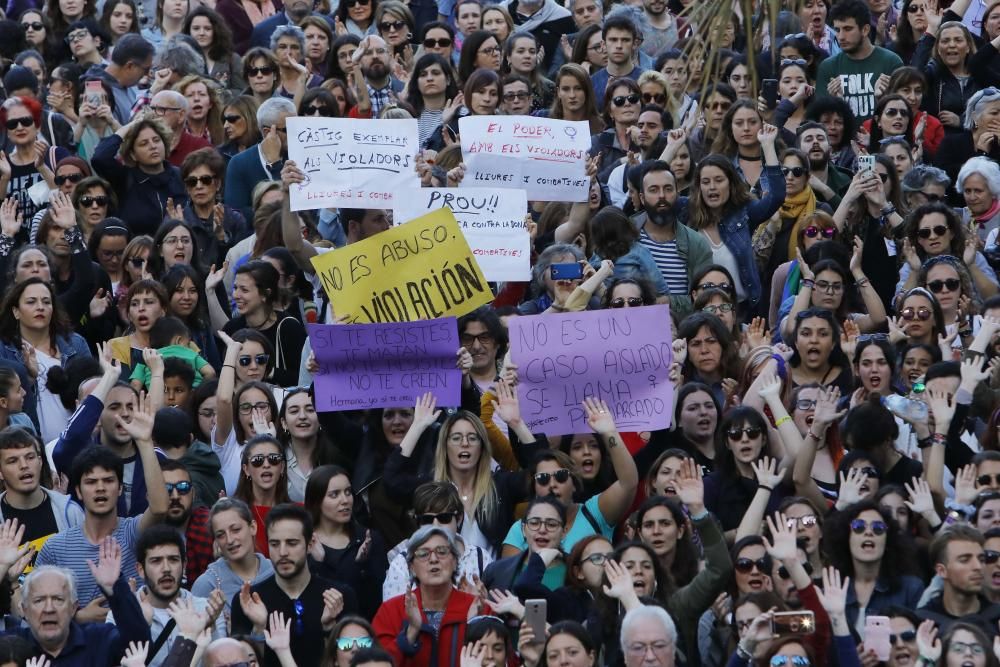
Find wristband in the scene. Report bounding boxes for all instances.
[855,276,870,288]
[801,279,815,289]
[223,364,236,370]
[916,435,933,449]
[689,508,710,521]
[774,415,791,427]
[771,354,787,381]
[758,484,774,492]
[931,432,947,446]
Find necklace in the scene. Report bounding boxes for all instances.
[738,152,762,161]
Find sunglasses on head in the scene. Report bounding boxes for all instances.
[336,637,373,651]
[979,473,1000,487]
[534,468,571,485]
[642,92,666,104]
[917,225,948,239]
[416,511,459,525]
[777,561,813,579]
[165,481,192,495]
[184,175,215,188]
[611,296,643,308]
[239,353,269,367]
[55,173,83,186]
[5,117,33,130]
[849,518,888,535]
[782,166,807,178]
[612,94,640,107]
[424,37,452,48]
[249,453,284,467]
[891,631,917,644]
[803,225,835,239]
[927,278,960,293]
[80,195,108,208]
[248,66,275,77]
[727,426,762,441]
[734,556,770,573]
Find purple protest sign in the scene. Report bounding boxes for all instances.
[508,306,673,435]
[308,319,460,411]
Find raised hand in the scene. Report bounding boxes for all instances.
[89,289,111,320]
[86,536,122,596]
[796,248,815,281]
[602,559,637,602]
[205,262,228,292]
[264,611,292,653]
[281,160,307,192]
[751,456,784,490]
[816,566,849,619]
[583,397,617,435]
[167,595,209,640]
[491,379,522,427]
[251,407,277,438]
[758,373,782,402]
[456,347,473,376]
[812,386,845,429]
[0,198,21,237]
[955,464,979,505]
[926,387,955,430]
[0,519,29,573]
[838,467,867,506]
[404,588,423,630]
[321,588,345,630]
[21,343,38,381]
[904,477,936,515]
[672,338,687,366]
[411,392,442,432]
[675,457,705,513]
[239,582,268,630]
[142,347,164,377]
[26,657,51,667]
[487,589,525,619]
[97,341,120,376]
[461,643,485,667]
[121,642,149,667]
[916,619,942,662]
[49,191,77,229]
[744,317,770,350]
[763,512,798,563]
[117,391,154,444]
[757,123,778,145]
[840,319,860,361]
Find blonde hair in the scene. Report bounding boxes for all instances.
[433,412,498,523]
[174,74,224,145]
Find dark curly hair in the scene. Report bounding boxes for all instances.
[822,499,917,583]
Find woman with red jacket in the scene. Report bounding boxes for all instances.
[373,525,490,667]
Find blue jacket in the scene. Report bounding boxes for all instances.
[716,164,785,306]
[224,144,282,223]
[0,334,91,432]
[590,243,671,296]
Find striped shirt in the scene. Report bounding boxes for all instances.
[36,515,143,603]
[639,229,688,295]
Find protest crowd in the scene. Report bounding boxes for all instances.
[2,0,1000,664]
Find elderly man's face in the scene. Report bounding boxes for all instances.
[623,617,675,667]
[23,572,74,651]
[204,639,253,667]
[150,92,186,131]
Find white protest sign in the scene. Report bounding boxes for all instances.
[286,117,419,210]
[458,116,590,202]
[393,188,530,282]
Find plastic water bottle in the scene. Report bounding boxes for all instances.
[883,394,929,422]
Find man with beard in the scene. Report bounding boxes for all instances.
[608,106,669,207]
[108,525,225,667]
[148,90,211,167]
[501,0,574,72]
[355,36,405,117]
[795,122,852,207]
[159,458,214,586]
[231,504,357,667]
[153,408,225,510]
[633,160,712,315]
[639,0,679,58]
[249,0,335,50]
[457,307,507,394]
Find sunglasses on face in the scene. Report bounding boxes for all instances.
[917,225,948,239]
[345,0,370,6]
[535,469,571,485]
[891,631,917,644]
[782,166,807,177]
[305,105,329,115]
[165,481,193,495]
[379,19,406,31]
[611,296,643,308]
[696,281,731,292]
[336,637,373,651]
[875,171,889,183]
[416,511,459,525]
[54,173,83,186]
[849,518,888,535]
[128,257,146,267]
[857,333,889,343]
[239,354,270,367]
[882,107,908,118]
[184,175,215,188]
[642,92,666,104]
[223,114,243,123]
[5,117,33,130]
[857,466,881,479]
[248,66,275,77]
[979,473,1000,486]
[21,21,43,30]
[927,278,960,293]
[424,37,452,48]
[249,453,284,467]
[906,3,925,11]
[734,557,770,573]
[983,549,1000,564]
[612,94,640,107]
[727,426,762,441]
[777,561,814,579]
[786,514,818,527]
[503,91,530,101]
[771,657,810,667]
[803,225,835,239]
[80,195,108,208]
[900,306,931,320]
[918,191,944,202]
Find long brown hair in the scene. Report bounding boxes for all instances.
[234,435,291,506]
[549,63,604,135]
[687,154,752,231]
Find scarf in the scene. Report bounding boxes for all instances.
[973,198,1000,226]
[241,0,276,26]
[781,186,818,260]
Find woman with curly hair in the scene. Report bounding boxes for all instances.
[241,47,280,106]
[915,255,982,347]
[183,6,244,91]
[175,75,225,145]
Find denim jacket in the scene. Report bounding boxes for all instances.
[0,333,91,367]
[591,243,671,296]
[717,165,786,306]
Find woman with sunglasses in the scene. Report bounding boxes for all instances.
[87,219,129,293]
[338,0,377,37]
[915,255,980,346]
[893,287,948,352]
[324,616,377,667]
[418,21,455,65]
[298,88,340,119]
[233,434,291,556]
[72,176,115,243]
[601,277,657,312]
[241,48,280,107]
[0,97,64,223]
[304,464,388,620]
[177,148,249,269]
[375,1,414,64]
[219,96,261,163]
[863,94,916,154]
[823,500,923,631]
[592,79,642,184]
[767,214,840,329]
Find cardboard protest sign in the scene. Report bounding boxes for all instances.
[458,116,590,202]
[308,319,461,411]
[508,305,674,435]
[309,208,492,323]
[393,188,530,282]
[286,117,419,210]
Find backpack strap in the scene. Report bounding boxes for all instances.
[579,501,601,535]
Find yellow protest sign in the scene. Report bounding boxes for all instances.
[310,208,492,323]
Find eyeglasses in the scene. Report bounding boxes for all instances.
[379,19,406,31]
[150,105,182,115]
[786,514,818,527]
[612,94,640,107]
[891,631,917,644]
[588,41,606,52]
[65,30,91,44]
[80,195,109,208]
[165,481,193,495]
[478,46,500,55]
[345,0,370,6]
[927,278,961,293]
[727,426,762,441]
[416,512,459,525]
[222,114,243,124]
[448,432,482,445]
[611,296,643,308]
[781,166,808,178]
[21,21,43,30]
[305,105,328,115]
[248,66,275,77]
[849,518,888,535]
[814,280,844,294]
[249,453,284,467]
[983,549,1000,564]
[238,401,271,415]
[795,399,817,410]
[55,173,83,186]
[534,468,571,485]
[777,561,814,579]
[949,643,986,657]
[525,517,563,531]
[710,100,732,111]
[979,474,1000,486]
[626,641,673,657]
[239,354,269,367]
[336,637,373,651]
[582,552,614,567]
[803,226,835,239]
[643,92,666,104]
[734,557,770,573]
[163,236,192,246]
[503,91,530,101]
[198,408,216,419]
[460,332,494,347]
[424,37,452,48]
[696,281,731,292]
[780,58,808,66]
[771,657,810,667]
[900,306,932,321]
[702,303,735,315]
[882,107,908,118]
[5,117,33,130]
[184,175,215,187]
[412,545,451,561]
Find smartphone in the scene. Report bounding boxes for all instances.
[524,599,547,644]
[550,263,583,281]
[864,616,892,661]
[858,154,876,174]
[770,610,816,636]
[762,79,779,109]
[85,80,105,107]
